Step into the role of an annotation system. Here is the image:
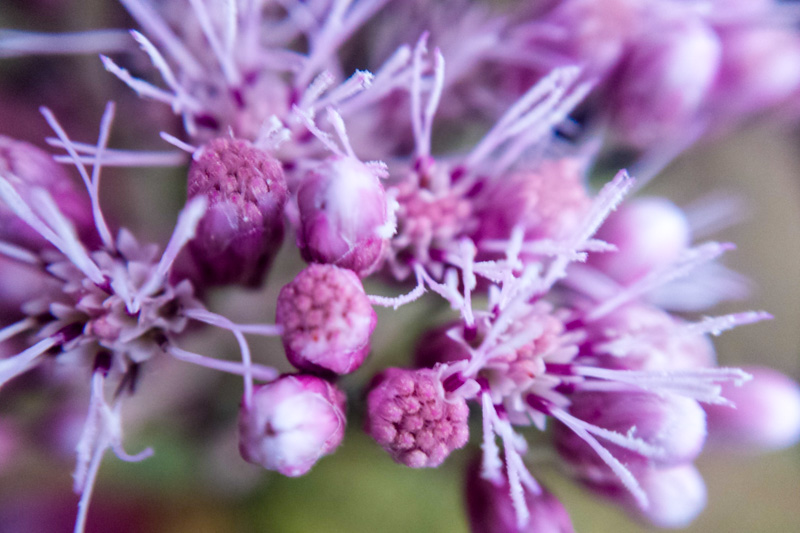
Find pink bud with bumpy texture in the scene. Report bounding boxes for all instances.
[366,368,469,468]
[705,366,800,452]
[238,374,346,477]
[296,155,394,277]
[554,391,706,481]
[585,464,707,529]
[0,135,95,249]
[589,197,691,284]
[465,454,574,533]
[187,137,287,287]
[276,264,377,375]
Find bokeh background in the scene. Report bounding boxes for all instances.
[1,1,799,531]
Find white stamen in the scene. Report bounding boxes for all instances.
[168,345,278,381]
[160,132,198,154]
[552,407,649,509]
[0,29,132,57]
[586,241,734,322]
[118,0,203,76]
[0,337,56,388]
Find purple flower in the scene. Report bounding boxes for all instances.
[238,374,346,477]
[704,366,800,452]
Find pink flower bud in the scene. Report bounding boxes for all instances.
[366,368,469,468]
[586,464,707,529]
[705,366,800,452]
[590,197,691,284]
[473,158,590,244]
[296,155,394,277]
[609,15,721,147]
[555,391,706,481]
[238,374,346,477]
[0,135,95,249]
[711,26,800,116]
[465,455,574,533]
[276,264,377,375]
[187,137,287,287]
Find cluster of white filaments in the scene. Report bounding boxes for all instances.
[0,103,283,533]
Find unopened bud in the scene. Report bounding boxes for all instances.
[465,454,574,533]
[296,155,394,277]
[238,374,346,477]
[276,264,377,375]
[187,137,287,287]
[366,368,469,468]
[555,391,706,480]
[591,197,691,284]
[705,366,800,452]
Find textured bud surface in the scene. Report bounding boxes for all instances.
[187,137,287,286]
[239,374,346,477]
[276,264,376,375]
[366,368,469,468]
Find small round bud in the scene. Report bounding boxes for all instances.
[555,391,707,480]
[590,197,691,284]
[187,137,287,287]
[238,374,346,477]
[296,155,393,277]
[366,368,469,468]
[465,455,574,533]
[705,366,800,452]
[276,264,377,375]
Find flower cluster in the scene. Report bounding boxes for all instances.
[1,1,800,532]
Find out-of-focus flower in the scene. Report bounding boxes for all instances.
[465,455,575,533]
[705,366,800,452]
